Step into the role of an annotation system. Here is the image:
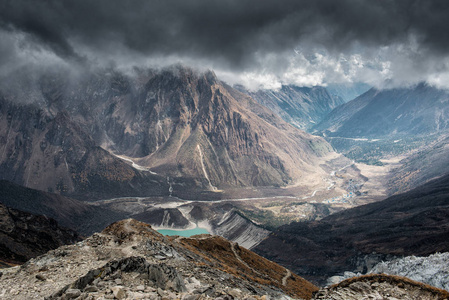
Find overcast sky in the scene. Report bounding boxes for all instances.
[1,0,449,89]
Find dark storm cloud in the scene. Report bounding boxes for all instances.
[1,0,449,67]
[1,0,449,89]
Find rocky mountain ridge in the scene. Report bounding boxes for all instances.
[314,274,449,300]
[0,219,318,299]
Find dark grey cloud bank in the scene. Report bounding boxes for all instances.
[1,0,449,88]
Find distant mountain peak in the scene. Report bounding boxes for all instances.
[313,83,449,138]
[242,84,345,131]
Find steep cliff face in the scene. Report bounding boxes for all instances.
[0,203,80,265]
[0,65,335,196]
[0,98,168,200]
[212,210,270,249]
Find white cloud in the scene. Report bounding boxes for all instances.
[215,34,449,90]
[0,29,68,76]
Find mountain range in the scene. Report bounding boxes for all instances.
[313,83,449,138]
[238,85,345,130]
[0,96,169,200]
[325,82,371,103]
[0,66,335,200]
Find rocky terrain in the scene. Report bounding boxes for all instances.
[313,274,449,300]
[254,173,449,285]
[0,203,80,266]
[239,85,344,130]
[330,252,449,291]
[2,218,448,300]
[0,219,318,299]
[369,252,449,291]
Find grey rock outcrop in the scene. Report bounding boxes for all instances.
[313,274,449,300]
[47,256,186,299]
[369,252,449,291]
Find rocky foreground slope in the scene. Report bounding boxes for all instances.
[2,218,449,299]
[329,252,449,291]
[314,274,449,300]
[369,252,449,291]
[0,219,318,300]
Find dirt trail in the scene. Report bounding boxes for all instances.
[282,269,291,286]
[230,242,263,277]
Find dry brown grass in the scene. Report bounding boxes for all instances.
[180,236,319,300]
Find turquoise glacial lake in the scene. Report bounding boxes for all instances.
[157,227,210,237]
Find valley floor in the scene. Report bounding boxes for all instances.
[100,151,396,230]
